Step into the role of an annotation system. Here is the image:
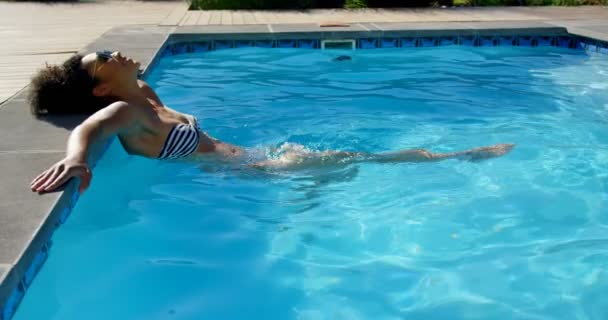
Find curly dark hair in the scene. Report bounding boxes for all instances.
[28,54,114,117]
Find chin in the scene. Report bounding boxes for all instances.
[129,62,141,76]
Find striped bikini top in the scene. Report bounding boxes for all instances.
[158,115,201,160]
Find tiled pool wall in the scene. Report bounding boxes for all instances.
[0,138,114,320]
[2,28,608,320]
[161,34,608,56]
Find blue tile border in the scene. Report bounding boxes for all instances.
[556,36,573,48]
[255,40,274,48]
[1,284,23,320]
[380,38,398,48]
[478,36,495,47]
[578,36,608,54]
[440,36,458,46]
[536,36,553,47]
[0,138,113,320]
[459,36,476,46]
[400,37,417,47]
[235,40,254,48]
[358,38,377,49]
[419,37,437,47]
[518,36,533,46]
[277,39,296,48]
[499,36,515,46]
[159,34,608,57]
[298,39,319,49]
[192,42,211,53]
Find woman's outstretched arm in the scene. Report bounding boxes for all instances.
[30,101,136,193]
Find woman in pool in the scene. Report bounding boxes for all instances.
[29,50,514,193]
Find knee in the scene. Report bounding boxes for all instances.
[415,149,434,160]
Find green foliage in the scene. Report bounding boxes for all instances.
[363,0,440,6]
[189,0,605,8]
[467,0,520,5]
[18,0,77,1]
[530,0,608,4]
[460,0,607,4]
[344,0,368,8]
[345,0,454,7]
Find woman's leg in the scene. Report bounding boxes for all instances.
[370,143,515,163]
[251,143,514,170]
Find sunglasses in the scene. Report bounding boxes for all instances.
[91,50,114,82]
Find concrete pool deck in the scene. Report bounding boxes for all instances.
[0,2,608,319]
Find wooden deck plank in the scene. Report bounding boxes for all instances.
[160,1,190,26]
[208,11,222,25]
[232,11,244,25]
[197,11,212,25]
[221,10,233,25]
[182,11,201,26]
[242,10,257,24]
[0,1,182,104]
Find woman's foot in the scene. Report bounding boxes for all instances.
[462,143,515,161]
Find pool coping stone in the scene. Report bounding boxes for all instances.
[0,25,173,320]
[171,21,569,41]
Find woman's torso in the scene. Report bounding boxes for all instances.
[116,84,243,160]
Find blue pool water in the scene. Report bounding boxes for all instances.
[15,47,608,319]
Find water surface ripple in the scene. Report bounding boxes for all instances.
[14,47,608,320]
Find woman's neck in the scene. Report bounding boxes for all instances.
[112,80,149,106]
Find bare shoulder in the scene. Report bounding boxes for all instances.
[87,101,140,124]
[106,100,130,110]
[77,101,142,137]
[102,101,135,116]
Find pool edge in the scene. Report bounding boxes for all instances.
[0,25,174,320]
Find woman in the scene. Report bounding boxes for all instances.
[29,51,514,194]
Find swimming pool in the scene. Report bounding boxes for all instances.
[14,45,608,319]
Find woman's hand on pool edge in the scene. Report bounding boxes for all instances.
[30,157,92,194]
